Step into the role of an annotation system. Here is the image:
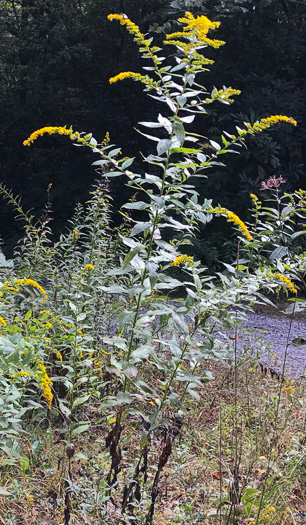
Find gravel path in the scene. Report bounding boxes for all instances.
[234,311,306,378]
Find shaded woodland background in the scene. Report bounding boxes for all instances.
[0,0,305,265]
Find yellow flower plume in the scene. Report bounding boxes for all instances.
[165,11,225,50]
[109,71,159,89]
[210,207,253,242]
[23,126,74,146]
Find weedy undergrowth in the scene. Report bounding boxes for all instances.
[0,10,303,525]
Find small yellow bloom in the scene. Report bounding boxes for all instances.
[45,322,53,329]
[282,380,295,396]
[0,316,7,327]
[170,255,195,267]
[82,264,95,271]
[206,88,241,104]
[55,351,63,361]
[13,371,30,378]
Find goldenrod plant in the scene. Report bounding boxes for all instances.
[0,11,303,524]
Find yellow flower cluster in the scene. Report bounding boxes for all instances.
[13,371,30,377]
[108,14,149,48]
[109,71,159,89]
[2,278,46,295]
[282,380,295,396]
[243,115,297,136]
[261,503,276,523]
[170,255,195,267]
[165,11,225,51]
[206,88,241,103]
[23,126,73,146]
[0,316,7,327]
[267,272,297,294]
[37,362,53,409]
[41,294,48,304]
[210,208,253,242]
[82,264,95,271]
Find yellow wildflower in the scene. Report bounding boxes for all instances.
[206,88,241,103]
[109,71,159,89]
[26,494,34,506]
[0,316,7,327]
[282,380,295,396]
[165,11,225,50]
[242,116,297,138]
[82,264,95,271]
[261,503,276,523]
[79,350,83,359]
[13,371,30,377]
[45,322,53,329]
[3,278,47,295]
[170,255,195,267]
[267,272,297,294]
[37,362,53,409]
[108,14,149,48]
[210,207,253,242]
[55,351,63,361]
[23,126,73,146]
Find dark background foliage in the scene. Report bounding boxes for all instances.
[0,0,305,264]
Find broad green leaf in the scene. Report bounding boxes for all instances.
[122,157,135,169]
[157,139,171,156]
[116,392,133,405]
[173,120,185,145]
[123,201,148,210]
[0,487,11,496]
[130,222,151,236]
[123,247,141,269]
[72,395,91,411]
[71,424,90,437]
[209,140,221,151]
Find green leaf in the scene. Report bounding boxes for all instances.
[157,139,171,156]
[123,247,141,269]
[108,147,121,157]
[122,157,135,169]
[58,399,71,418]
[71,424,90,437]
[177,95,187,107]
[72,395,91,411]
[139,121,163,128]
[210,140,221,151]
[123,201,148,210]
[130,222,151,236]
[116,392,133,405]
[91,159,109,166]
[0,487,11,496]
[24,310,32,320]
[291,230,306,240]
[173,121,185,145]
[104,171,122,177]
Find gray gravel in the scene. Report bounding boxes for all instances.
[233,311,306,378]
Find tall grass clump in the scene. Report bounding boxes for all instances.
[0,11,304,525]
